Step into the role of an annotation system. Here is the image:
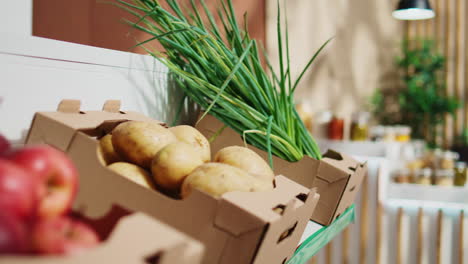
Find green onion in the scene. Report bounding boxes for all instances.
[117,0,330,161]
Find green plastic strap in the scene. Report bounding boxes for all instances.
[287,205,356,264]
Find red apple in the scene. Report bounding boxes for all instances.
[0,134,10,156]
[0,159,38,221]
[32,216,99,255]
[7,145,78,219]
[0,212,30,254]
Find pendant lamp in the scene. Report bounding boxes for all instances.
[392,0,435,20]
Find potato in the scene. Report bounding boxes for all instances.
[97,134,122,165]
[151,142,204,192]
[112,121,176,168]
[181,163,273,199]
[214,146,275,182]
[108,162,155,189]
[169,125,211,162]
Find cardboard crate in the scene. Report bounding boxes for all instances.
[1,211,204,264]
[196,114,367,226]
[25,100,320,264]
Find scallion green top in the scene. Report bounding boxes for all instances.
[117,0,331,164]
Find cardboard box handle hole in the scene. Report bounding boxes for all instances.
[277,221,298,244]
[335,213,341,221]
[296,193,308,203]
[272,205,286,215]
[145,252,162,264]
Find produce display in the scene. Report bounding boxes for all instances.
[0,136,99,256]
[117,0,330,163]
[21,101,323,264]
[98,121,275,198]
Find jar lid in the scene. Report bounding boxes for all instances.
[352,111,370,123]
[314,111,333,123]
[395,125,411,135]
[384,126,395,134]
[435,169,455,178]
[455,161,466,169]
[394,168,410,176]
[370,126,385,135]
[418,168,432,178]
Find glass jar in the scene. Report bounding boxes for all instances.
[327,115,344,140]
[440,151,458,170]
[296,103,313,132]
[454,162,467,187]
[312,111,333,139]
[434,169,454,186]
[350,112,370,141]
[425,148,442,169]
[415,168,432,185]
[395,126,411,142]
[370,126,385,141]
[383,126,396,142]
[393,169,411,183]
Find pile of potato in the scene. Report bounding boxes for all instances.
[97,121,275,198]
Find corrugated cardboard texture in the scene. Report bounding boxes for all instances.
[196,114,367,226]
[24,100,320,264]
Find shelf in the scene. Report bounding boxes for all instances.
[288,205,355,264]
[385,183,468,210]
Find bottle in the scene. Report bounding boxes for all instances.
[395,126,411,142]
[350,112,370,141]
[454,162,467,187]
[328,115,344,140]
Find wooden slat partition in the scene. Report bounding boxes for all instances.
[401,0,468,146]
[359,175,369,264]
[325,243,332,264]
[417,208,424,264]
[454,0,463,138]
[310,256,317,264]
[397,207,404,264]
[437,210,444,264]
[465,0,468,133]
[459,211,465,264]
[415,0,468,144]
[342,227,350,264]
[375,167,383,264]
[443,0,452,148]
[434,0,441,49]
[375,202,382,264]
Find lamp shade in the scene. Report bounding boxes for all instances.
[392,0,435,20]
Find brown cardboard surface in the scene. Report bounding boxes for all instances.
[23,100,321,264]
[196,114,368,226]
[0,213,204,264]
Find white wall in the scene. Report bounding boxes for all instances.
[0,1,32,35]
[0,35,193,144]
